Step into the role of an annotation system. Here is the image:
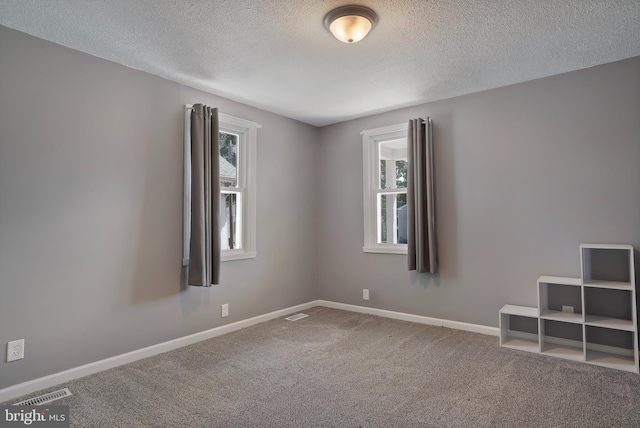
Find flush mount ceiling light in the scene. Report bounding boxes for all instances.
[323,5,378,44]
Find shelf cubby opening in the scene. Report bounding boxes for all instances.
[581,247,632,288]
[584,287,633,331]
[538,281,583,323]
[500,311,539,353]
[585,325,636,372]
[540,319,584,361]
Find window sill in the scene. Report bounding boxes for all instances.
[363,245,408,255]
[182,251,257,266]
[221,250,257,262]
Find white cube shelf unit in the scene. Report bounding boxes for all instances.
[500,244,638,373]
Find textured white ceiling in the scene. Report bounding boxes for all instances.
[1,1,639,126]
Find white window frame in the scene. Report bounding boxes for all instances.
[362,123,408,255]
[183,106,260,263]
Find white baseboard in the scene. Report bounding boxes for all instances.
[0,300,320,404]
[0,299,496,403]
[316,300,499,336]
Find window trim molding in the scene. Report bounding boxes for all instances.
[362,123,408,255]
[183,106,260,265]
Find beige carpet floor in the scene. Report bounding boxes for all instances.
[5,306,640,427]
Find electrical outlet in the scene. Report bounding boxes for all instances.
[6,339,24,362]
[363,289,370,301]
[562,305,574,314]
[221,303,229,318]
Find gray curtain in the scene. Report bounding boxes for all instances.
[407,117,437,273]
[188,104,221,286]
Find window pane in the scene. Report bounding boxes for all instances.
[396,193,407,244]
[395,160,407,188]
[219,132,238,188]
[378,193,408,244]
[380,159,386,189]
[379,193,387,243]
[221,192,241,250]
[378,139,407,189]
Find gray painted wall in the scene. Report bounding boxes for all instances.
[0,26,319,389]
[2,23,640,391]
[317,56,640,328]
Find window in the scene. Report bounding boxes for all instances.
[217,114,259,260]
[183,108,259,263]
[362,123,408,254]
[218,130,242,252]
